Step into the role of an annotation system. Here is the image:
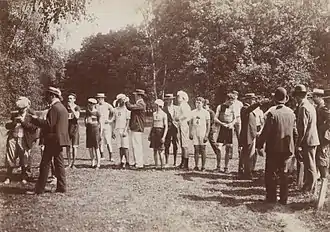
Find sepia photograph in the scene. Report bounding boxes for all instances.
[1,0,330,231]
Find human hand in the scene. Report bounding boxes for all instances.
[203,137,208,143]
[160,137,165,143]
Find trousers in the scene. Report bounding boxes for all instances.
[35,144,66,193]
[241,140,256,177]
[265,153,291,204]
[302,145,317,192]
[131,131,144,168]
[6,137,29,168]
[165,125,178,155]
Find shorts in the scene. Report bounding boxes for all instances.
[149,127,165,150]
[101,124,112,145]
[316,144,330,167]
[179,123,190,148]
[86,124,101,148]
[69,124,79,146]
[217,125,233,144]
[192,128,207,146]
[115,128,129,148]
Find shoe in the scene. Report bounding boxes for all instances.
[55,189,66,193]
[193,167,200,171]
[223,168,229,174]
[201,167,206,172]
[3,178,10,184]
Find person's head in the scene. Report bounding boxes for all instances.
[46,87,62,104]
[133,89,145,102]
[312,88,325,107]
[87,98,97,109]
[225,93,235,106]
[177,90,189,104]
[96,93,106,104]
[164,93,175,105]
[195,97,205,110]
[274,87,289,105]
[244,93,256,105]
[324,96,330,109]
[203,99,210,110]
[293,84,307,104]
[154,99,164,110]
[68,93,76,104]
[115,93,126,107]
[232,90,239,100]
[16,97,30,114]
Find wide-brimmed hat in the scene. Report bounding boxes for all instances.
[113,93,126,106]
[47,87,61,97]
[293,84,307,95]
[164,93,175,99]
[177,90,189,102]
[133,89,146,96]
[312,88,324,96]
[155,99,164,107]
[16,97,30,109]
[88,98,97,104]
[96,93,106,98]
[274,87,289,104]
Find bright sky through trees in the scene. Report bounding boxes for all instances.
[53,0,145,51]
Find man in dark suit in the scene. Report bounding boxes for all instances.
[125,89,146,169]
[257,87,297,204]
[312,89,330,179]
[163,93,179,166]
[3,97,38,184]
[239,93,268,179]
[28,87,70,194]
[294,84,320,193]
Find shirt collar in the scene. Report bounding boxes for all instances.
[50,98,60,106]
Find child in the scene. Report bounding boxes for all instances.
[85,98,102,169]
[149,99,168,169]
[190,97,210,171]
[113,94,131,169]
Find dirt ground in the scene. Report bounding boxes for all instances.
[1,125,330,232]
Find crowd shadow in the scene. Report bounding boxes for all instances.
[0,186,29,195]
[176,171,234,182]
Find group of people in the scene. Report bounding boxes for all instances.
[2,84,330,205]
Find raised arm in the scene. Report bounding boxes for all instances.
[126,101,145,111]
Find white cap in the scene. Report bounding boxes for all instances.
[88,98,97,104]
[116,93,126,100]
[177,90,189,102]
[155,99,164,107]
[16,97,30,109]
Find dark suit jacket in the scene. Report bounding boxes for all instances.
[126,99,146,132]
[316,104,330,145]
[32,101,70,147]
[5,112,38,149]
[257,105,297,156]
[239,102,261,146]
[296,99,320,147]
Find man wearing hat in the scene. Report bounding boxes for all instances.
[125,89,147,169]
[239,93,269,179]
[163,93,179,166]
[257,87,296,204]
[312,89,330,180]
[3,97,38,184]
[66,93,81,168]
[29,87,70,194]
[96,93,115,162]
[293,84,320,193]
[113,94,131,168]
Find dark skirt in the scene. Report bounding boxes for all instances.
[86,124,100,148]
[217,125,233,144]
[150,127,165,150]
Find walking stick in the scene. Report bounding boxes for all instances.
[317,178,328,210]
